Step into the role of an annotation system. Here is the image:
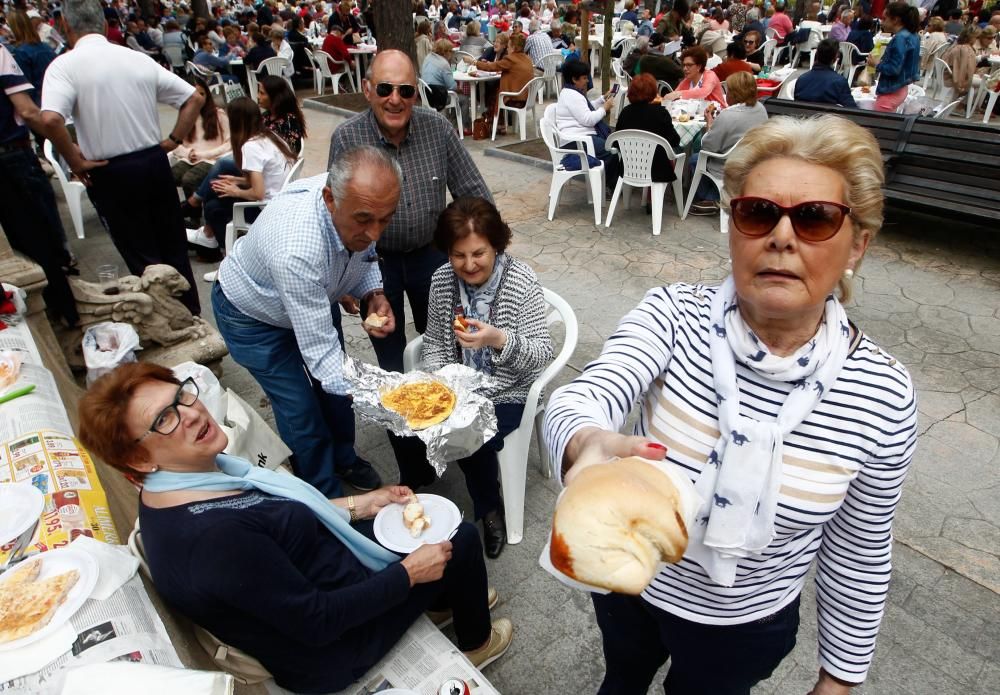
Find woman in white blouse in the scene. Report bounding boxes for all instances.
[554,59,618,188]
[196,97,295,249]
[270,27,295,78]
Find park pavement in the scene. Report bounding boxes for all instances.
[56,101,1000,694]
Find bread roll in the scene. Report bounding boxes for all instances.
[550,457,689,595]
[365,314,388,329]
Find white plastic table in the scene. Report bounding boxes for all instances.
[348,45,378,89]
[453,70,500,120]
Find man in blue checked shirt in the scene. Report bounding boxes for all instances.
[212,146,400,497]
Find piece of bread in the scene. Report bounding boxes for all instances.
[402,498,432,538]
[550,457,689,595]
[453,315,470,332]
[364,314,388,329]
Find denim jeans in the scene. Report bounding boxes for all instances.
[689,153,720,201]
[195,157,243,233]
[211,282,358,497]
[593,592,800,695]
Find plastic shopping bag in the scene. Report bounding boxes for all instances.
[82,322,141,386]
[171,361,225,424]
[219,389,292,470]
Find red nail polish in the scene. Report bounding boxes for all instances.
[647,443,666,452]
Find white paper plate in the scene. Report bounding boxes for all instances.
[0,483,44,545]
[0,546,99,652]
[374,494,462,554]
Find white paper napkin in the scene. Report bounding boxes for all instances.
[69,537,139,601]
[0,622,74,683]
[59,662,234,695]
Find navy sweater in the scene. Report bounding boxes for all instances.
[139,491,411,693]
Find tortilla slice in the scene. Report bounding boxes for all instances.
[0,568,80,644]
[380,380,457,430]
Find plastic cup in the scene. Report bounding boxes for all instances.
[96,264,119,296]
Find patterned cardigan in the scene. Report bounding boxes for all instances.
[420,257,554,404]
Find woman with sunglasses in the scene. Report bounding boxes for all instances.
[661,45,728,108]
[78,363,513,694]
[543,115,917,695]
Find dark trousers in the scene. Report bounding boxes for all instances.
[87,145,200,315]
[195,158,244,234]
[211,282,358,497]
[351,520,490,669]
[592,592,800,695]
[0,143,79,326]
[362,244,448,474]
[394,402,524,520]
[171,160,214,200]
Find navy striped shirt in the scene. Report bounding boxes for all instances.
[544,283,917,683]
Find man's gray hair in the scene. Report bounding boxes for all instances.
[747,7,760,20]
[529,19,540,33]
[327,146,402,203]
[63,0,107,37]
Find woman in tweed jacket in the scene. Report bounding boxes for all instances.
[404,197,553,558]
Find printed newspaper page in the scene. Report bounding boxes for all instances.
[0,575,181,693]
[335,616,499,695]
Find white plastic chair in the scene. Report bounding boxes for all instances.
[401,287,579,545]
[493,76,544,141]
[761,38,788,68]
[539,107,604,226]
[223,156,305,256]
[538,52,563,101]
[680,138,742,235]
[973,68,1000,124]
[418,79,464,139]
[605,129,686,237]
[186,60,223,86]
[928,57,952,101]
[838,42,868,85]
[312,49,354,95]
[932,98,963,119]
[254,57,294,95]
[43,140,89,239]
[777,76,797,100]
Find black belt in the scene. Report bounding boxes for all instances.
[0,138,31,154]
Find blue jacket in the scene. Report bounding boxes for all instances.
[875,29,920,95]
[10,42,55,105]
[794,64,857,108]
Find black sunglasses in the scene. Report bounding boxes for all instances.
[134,378,200,442]
[374,82,417,99]
[729,197,852,242]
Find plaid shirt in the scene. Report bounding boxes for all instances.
[327,107,492,253]
[217,174,381,395]
[525,30,557,68]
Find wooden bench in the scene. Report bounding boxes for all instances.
[761,99,1000,225]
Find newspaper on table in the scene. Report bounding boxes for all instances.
[0,428,119,562]
[333,616,499,695]
[0,574,182,693]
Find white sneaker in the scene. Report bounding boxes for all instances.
[203,270,218,282]
[187,227,219,249]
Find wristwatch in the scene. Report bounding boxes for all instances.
[167,133,183,145]
[347,495,359,522]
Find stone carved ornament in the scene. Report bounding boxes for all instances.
[69,264,210,346]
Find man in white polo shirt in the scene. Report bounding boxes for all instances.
[37,0,204,315]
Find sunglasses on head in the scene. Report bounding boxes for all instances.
[373,82,417,99]
[729,197,852,242]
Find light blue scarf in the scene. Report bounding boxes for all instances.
[143,454,398,571]
[457,252,509,374]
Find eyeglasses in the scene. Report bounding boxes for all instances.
[682,61,697,67]
[373,82,417,99]
[729,197,852,242]
[134,378,200,442]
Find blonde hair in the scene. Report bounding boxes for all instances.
[725,72,758,106]
[433,38,455,56]
[722,116,884,303]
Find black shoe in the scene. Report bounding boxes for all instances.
[339,459,382,492]
[482,510,506,559]
[180,200,201,225]
[689,200,720,216]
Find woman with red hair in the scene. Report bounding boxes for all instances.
[614,73,682,183]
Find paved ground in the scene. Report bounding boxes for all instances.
[57,97,1000,694]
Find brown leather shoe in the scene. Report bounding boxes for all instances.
[463,618,513,669]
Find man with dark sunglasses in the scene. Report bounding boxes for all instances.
[328,49,491,483]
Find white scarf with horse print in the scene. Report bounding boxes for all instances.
[684,276,852,587]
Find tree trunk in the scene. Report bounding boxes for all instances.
[601,0,615,93]
[137,0,155,20]
[374,1,418,70]
[192,0,211,21]
[580,10,590,72]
